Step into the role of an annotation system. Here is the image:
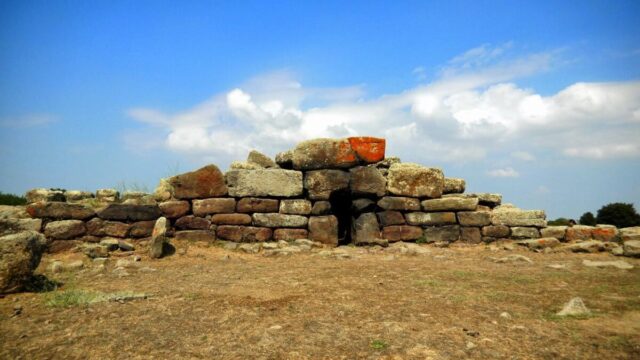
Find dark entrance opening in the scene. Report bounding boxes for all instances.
[329,189,353,245]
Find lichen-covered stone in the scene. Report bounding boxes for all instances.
[377,196,421,211]
[351,213,385,246]
[174,215,211,230]
[168,165,228,199]
[421,197,478,211]
[386,163,444,198]
[443,178,465,194]
[158,200,190,219]
[252,213,308,228]
[0,218,42,236]
[490,209,546,227]
[308,216,338,246]
[377,211,405,226]
[216,225,272,243]
[230,161,263,170]
[292,138,358,170]
[236,198,279,213]
[304,170,350,200]
[26,201,95,220]
[423,225,460,243]
[226,169,303,197]
[348,137,385,163]
[44,220,86,240]
[382,225,422,242]
[510,227,541,239]
[192,198,236,216]
[274,228,309,241]
[565,225,593,242]
[405,212,456,226]
[25,188,65,203]
[457,211,491,226]
[349,166,386,197]
[275,150,294,169]
[85,218,130,238]
[468,193,502,207]
[279,199,312,215]
[0,231,47,294]
[591,225,618,242]
[460,227,481,243]
[97,204,161,221]
[210,213,252,225]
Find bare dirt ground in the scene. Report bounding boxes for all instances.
[1,242,639,359]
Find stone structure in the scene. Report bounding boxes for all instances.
[7,136,637,258]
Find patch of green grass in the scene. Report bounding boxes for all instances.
[413,278,444,288]
[415,235,428,244]
[450,270,476,280]
[370,339,388,350]
[45,289,148,307]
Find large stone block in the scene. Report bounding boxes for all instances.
[25,188,65,203]
[128,220,156,237]
[490,209,546,227]
[565,226,593,242]
[44,220,86,240]
[405,212,457,226]
[168,165,228,199]
[460,227,481,243]
[292,138,359,170]
[226,169,303,197]
[158,200,190,219]
[421,197,478,211]
[274,228,309,241]
[174,215,211,230]
[311,201,331,215]
[623,240,640,257]
[348,136,386,163]
[308,216,338,246]
[279,199,312,215]
[377,196,421,211]
[351,212,385,246]
[0,205,30,219]
[86,218,130,238]
[252,213,308,228]
[468,193,502,207]
[192,198,236,216]
[510,227,541,239]
[0,231,47,294]
[457,211,491,226]
[482,225,510,238]
[210,213,252,225]
[216,225,272,243]
[173,230,216,243]
[620,227,640,242]
[304,170,350,200]
[423,225,460,243]
[64,190,94,202]
[540,226,567,241]
[97,204,162,221]
[26,201,95,220]
[351,199,376,214]
[0,218,42,236]
[592,225,618,242]
[382,225,422,242]
[377,211,405,226]
[386,163,444,198]
[349,166,386,197]
[443,178,466,194]
[236,198,279,213]
[96,189,119,202]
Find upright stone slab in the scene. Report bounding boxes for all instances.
[292,138,358,170]
[150,217,169,258]
[226,169,303,197]
[352,212,386,246]
[304,170,350,200]
[168,165,228,199]
[386,163,444,198]
[0,231,47,294]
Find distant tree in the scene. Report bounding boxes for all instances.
[0,191,27,206]
[548,218,571,226]
[596,203,640,228]
[579,212,597,226]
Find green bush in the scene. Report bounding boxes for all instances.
[579,212,597,226]
[0,191,27,205]
[596,203,640,228]
[548,217,571,226]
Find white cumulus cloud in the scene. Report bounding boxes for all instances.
[487,167,520,178]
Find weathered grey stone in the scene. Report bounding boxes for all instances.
[304,170,350,200]
[405,212,456,226]
[216,225,272,243]
[64,190,93,202]
[423,225,460,243]
[377,196,421,211]
[352,213,386,246]
[226,169,303,197]
[210,213,252,225]
[95,189,119,202]
[229,161,262,170]
[308,216,338,246]
[149,217,169,258]
[620,227,640,242]
[86,218,129,238]
[274,228,309,241]
[468,193,502,207]
[510,227,541,239]
[97,204,161,221]
[158,200,190,219]
[0,231,47,294]
[275,150,294,169]
[168,165,228,199]
[174,215,211,230]
[236,198,279,213]
[557,297,590,317]
[516,237,561,250]
[118,240,135,251]
[349,166,386,197]
[252,213,308,228]
[247,150,278,168]
[540,226,567,241]
[422,197,478,211]
[457,211,491,226]
[291,138,359,170]
[460,227,481,243]
[490,209,546,227]
[377,211,405,226]
[565,225,594,242]
[25,188,65,203]
[482,225,510,238]
[44,220,86,240]
[82,243,109,259]
[192,198,236,216]
[311,201,331,215]
[351,198,376,214]
[382,225,422,242]
[0,218,42,236]
[26,201,95,220]
[386,163,444,198]
[443,178,466,194]
[173,230,216,243]
[623,240,640,257]
[279,199,312,215]
[128,220,156,237]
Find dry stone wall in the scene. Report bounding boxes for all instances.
[5,136,638,258]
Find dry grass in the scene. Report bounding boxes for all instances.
[1,242,639,359]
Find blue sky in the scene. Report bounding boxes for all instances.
[1,0,639,219]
